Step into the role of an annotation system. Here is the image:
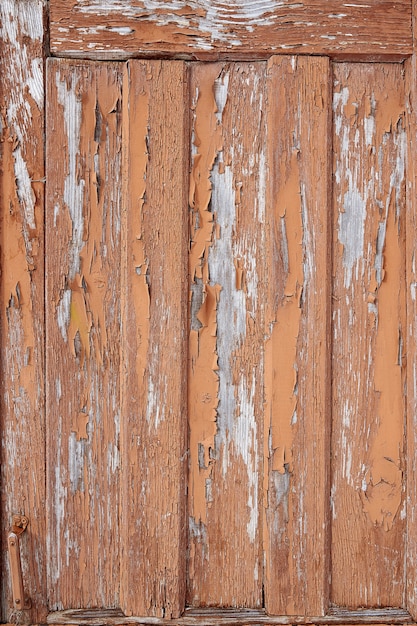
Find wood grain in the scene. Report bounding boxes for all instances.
[120,60,189,619]
[48,0,412,61]
[46,59,123,610]
[263,55,332,617]
[331,63,406,608]
[0,1,47,622]
[405,54,417,623]
[47,607,413,625]
[187,62,266,607]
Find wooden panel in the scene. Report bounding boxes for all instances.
[0,1,47,622]
[187,62,266,607]
[120,60,188,619]
[49,0,412,61]
[46,59,123,610]
[263,55,332,616]
[331,63,406,608]
[405,54,417,622]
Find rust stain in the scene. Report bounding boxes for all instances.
[188,65,224,524]
[266,149,304,476]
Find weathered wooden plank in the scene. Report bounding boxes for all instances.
[187,62,266,607]
[0,1,47,622]
[331,63,406,608]
[46,59,123,609]
[119,60,189,619]
[47,607,414,625]
[49,0,412,61]
[405,53,417,622]
[263,55,332,616]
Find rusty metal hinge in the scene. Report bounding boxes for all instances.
[7,515,31,610]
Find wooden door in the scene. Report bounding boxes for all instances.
[2,2,417,624]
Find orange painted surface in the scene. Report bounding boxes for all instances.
[187,62,266,607]
[263,55,331,617]
[331,63,406,608]
[0,1,47,621]
[3,35,417,623]
[119,60,188,618]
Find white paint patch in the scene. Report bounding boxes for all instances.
[68,432,85,494]
[374,219,386,287]
[56,377,62,402]
[56,73,85,281]
[235,376,259,542]
[27,57,44,108]
[334,84,367,290]
[57,289,71,343]
[51,422,66,585]
[338,184,366,289]
[145,363,167,428]
[364,97,376,147]
[108,26,134,35]
[257,148,266,222]
[301,182,313,289]
[210,162,247,471]
[13,147,37,229]
[333,86,350,136]
[390,127,406,219]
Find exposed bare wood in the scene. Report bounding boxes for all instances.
[46,607,414,626]
[48,0,412,61]
[46,59,123,609]
[119,60,189,619]
[263,55,331,616]
[405,53,417,622]
[0,0,47,622]
[187,61,266,607]
[331,63,406,608]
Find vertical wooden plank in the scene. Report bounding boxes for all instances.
[187,62,266,608]
[120,60,189,619]
[0,1,47,621]
[331,63,406,608]
[263,55,331,616]
[46,59,123,610]
[405,55,417,620]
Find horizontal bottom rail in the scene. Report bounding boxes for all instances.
[47,608,413,626]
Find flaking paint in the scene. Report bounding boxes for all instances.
[0,1,46,617]
[188,64,223,524]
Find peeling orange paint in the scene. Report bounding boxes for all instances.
[68,273,92,360]
[47,61,123,609]
[122,65,150,386]
[361,197,405,531]
[266,149,303,476]
[331,63,406,608]
[188,65,224,524]
[1,115,37,377]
